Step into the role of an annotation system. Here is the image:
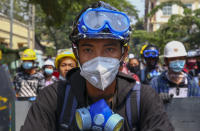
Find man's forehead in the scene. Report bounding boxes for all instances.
[130,59,138,63]
[61,57,76,63]
[79,39,121,46]
[168,56,186,61]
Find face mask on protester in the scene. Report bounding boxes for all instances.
[145,58,158,69]
[22,62,33,70]
[169,60,185,73]
[44,68,53,75]
[128,65,140,73]
[186,61,196,70]
[80,57,120,91]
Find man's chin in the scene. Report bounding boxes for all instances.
[90,94,114,102]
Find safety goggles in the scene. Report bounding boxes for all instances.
[143,50,159,58]
[78,7,130,36]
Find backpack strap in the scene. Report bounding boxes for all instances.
[140,69,145,83]
[126,82,141,130]
[59,84,78,130]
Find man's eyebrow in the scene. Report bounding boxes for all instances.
[80,43,93,47]
[103,43,118,47]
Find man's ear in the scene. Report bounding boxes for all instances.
[164,58,168,66]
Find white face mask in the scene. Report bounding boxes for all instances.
[80,57,120,91]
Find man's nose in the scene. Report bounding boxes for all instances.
[95,49,105,57]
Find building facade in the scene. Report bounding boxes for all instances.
[145,0,200,32]
[0,13,34,49]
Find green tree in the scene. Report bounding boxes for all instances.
[131,0,200,55]
[1,0,139,55]
[31,0,138,53]
[0,0,31,23]
[31,0,138,26]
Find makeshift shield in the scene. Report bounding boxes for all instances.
[0,66,16,131]
[166,98,200,131]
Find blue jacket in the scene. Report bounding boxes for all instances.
[140,67,161,85]
[151,71,200,97]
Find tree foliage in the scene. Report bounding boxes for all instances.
[0,0,31,23]
[0,0,138,57]
[30,0,138,26]
[31,0,138,53]
[0,45,27,64]
[131,0,200,56]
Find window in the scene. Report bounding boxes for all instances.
[162,4,172,16]
[185,4,192,9]
[18,43,24,48]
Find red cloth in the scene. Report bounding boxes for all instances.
[183,66,189,73]
[53,71,59,79]
[184,64,198,73]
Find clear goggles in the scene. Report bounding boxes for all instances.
[78,7,130,35]
[143,50,159,58]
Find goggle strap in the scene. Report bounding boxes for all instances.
[119,46,126,63]
[73,43,82,69]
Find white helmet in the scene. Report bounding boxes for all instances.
[43,59,55,67]
[128,53,135,59]
[164,41,187,58]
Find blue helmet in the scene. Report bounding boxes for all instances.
[69,1,131,45]
[187,50,197,58]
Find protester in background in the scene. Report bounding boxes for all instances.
[151,41,200,104]
[22,2,173,131]
[43,59,57,87]
[196,49,200,72]
[55,49,77,81]
[140,44,161,84]
[119,62,140,82]
[195,49,200,87]
[0,50,3,68]
[162,63,168,71]
[13,49,45,100]
[127,53,140,77]
[184,50,198,77]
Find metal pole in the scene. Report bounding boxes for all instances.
[147,0,150,32]
[9,0,14,48]
[32,5,35,49]
[27,4,31,48]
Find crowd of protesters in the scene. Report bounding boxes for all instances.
[0,1,200,131]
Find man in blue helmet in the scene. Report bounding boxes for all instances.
[21,1,173,131]
[140,44,161,85]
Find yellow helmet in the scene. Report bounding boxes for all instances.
[55,49,77,69]
[21,49,37,61]
[0,50,2,60]
[140,44,148,55]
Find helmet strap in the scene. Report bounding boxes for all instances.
[72,43,82,69]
